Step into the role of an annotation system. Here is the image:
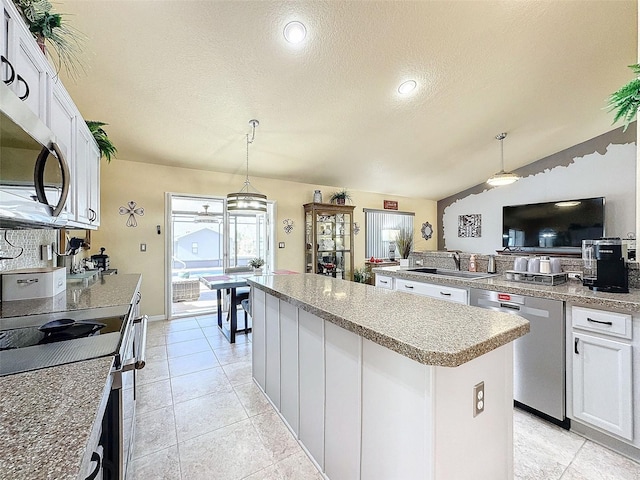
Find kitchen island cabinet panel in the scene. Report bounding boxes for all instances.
[325,321,362,480]
[298,309,325,470]
[361,338,431,480]
[251,288,266,391]
[265,293,281,408]
[279,299,299,434]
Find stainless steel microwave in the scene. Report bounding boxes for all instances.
[0,82,69,228]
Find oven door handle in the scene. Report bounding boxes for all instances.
[121,315,148,372]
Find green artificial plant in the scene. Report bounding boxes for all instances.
[15,0,85,79]
[86,121,117,163]
[607,63,640,131]
[395,227,414,259]
[249,257,265,269]
[329,189,352,205]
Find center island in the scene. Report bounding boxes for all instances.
[248,273,529,480]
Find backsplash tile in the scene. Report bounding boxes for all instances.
[0,230,57,271]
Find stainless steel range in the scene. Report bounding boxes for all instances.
[0,299,147,480]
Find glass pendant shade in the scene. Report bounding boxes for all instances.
[487,132,520,187]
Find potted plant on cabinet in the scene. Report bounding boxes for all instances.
[86,121,117,163]
[353,267,370,284]
[395,227,414,267]
[329,189,352,205]
[249,257,265,275]
[16,0,85,79]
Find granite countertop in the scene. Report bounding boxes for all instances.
[0,273,142,318]
[0,356,114,480]
[373,266,640,313]
[249,274,529,367]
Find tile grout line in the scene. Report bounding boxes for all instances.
[557,437,587,479]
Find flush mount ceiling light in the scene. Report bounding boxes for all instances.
[398,80,417,95]
[227,119,267,214]
[487,132,520,187]
[194,204,216,223]
[284,21,307,43]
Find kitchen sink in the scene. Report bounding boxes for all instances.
[407,267,496,280]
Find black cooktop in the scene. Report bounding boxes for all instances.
[0,305,130,376]
[0,316,123,350]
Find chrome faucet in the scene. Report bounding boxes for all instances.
[450,252,461,271]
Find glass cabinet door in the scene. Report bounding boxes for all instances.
[304,203,354,281]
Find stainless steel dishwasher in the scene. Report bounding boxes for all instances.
[469,288,569,428]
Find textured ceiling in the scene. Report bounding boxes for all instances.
[56,0,637,200]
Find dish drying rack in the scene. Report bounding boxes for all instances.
[504,270,568,286]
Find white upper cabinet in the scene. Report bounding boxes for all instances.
[1,0,48,118]
[1,0,100,229]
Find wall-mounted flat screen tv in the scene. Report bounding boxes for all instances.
[502,197,604,252]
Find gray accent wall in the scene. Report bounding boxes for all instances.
[437,126,636,254]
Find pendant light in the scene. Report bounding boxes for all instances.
[227,119,267,214]
[487,132,520,187]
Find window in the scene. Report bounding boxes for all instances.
[364,209,414,259]
[191,242,198,254]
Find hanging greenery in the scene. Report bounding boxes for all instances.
[607,64,640,131]
[15,0,85,79]
[86,121,117,163]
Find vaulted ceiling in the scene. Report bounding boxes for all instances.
[57,0,637,200]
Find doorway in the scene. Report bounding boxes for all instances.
[166,193,274,318]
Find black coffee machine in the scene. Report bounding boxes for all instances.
[582,238,629,293]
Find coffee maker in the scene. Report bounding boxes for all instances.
[582,238,629,293]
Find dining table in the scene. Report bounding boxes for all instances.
[199,270,298,343]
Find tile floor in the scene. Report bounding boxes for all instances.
[129,315,640,480]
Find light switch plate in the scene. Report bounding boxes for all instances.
[140,243,147,252]
[279,242,285,248]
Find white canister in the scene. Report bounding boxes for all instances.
[549,257,562,273]
[527,258,540,273]
[513,257,528,272]
[313,190,322,203]
[539,256,551,274]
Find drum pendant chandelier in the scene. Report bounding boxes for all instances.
[227,119,267,214]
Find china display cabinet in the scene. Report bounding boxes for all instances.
[304,203,355,281]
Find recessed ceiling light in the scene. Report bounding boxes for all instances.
[398,80,417,95]
[284,21,307,44]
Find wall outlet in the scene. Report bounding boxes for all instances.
[473,381,485,417]
[566,271,582,280]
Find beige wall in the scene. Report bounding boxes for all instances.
[90,159,437,318]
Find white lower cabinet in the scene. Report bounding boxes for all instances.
[265,294,281,408]
[325,322,361,480]
[279,300,299,434]
[572,331,633,440]
[395,278,468,304]
[251,289,266,391]
[298,310,325,469]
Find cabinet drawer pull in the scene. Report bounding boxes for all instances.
[1,55,15,85]
[439,292,452,296]
[404,285,414,289]
[587,317,613,326]
[17,278,38,284]
[574,338,579,354]
[379,280,388,284]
